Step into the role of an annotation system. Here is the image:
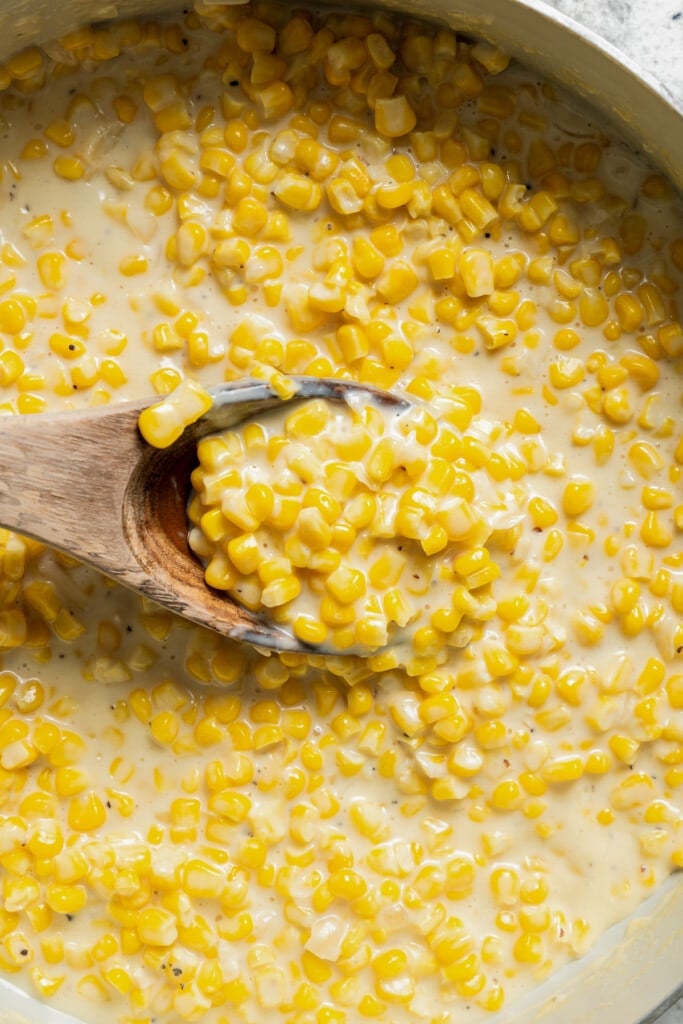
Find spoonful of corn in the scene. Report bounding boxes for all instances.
[152,375,513,662]
[0,378,409,654]
[0,375,510,658]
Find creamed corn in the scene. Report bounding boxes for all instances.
[0,3,680,1024]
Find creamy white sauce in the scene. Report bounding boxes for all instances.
[0,7,679,1024]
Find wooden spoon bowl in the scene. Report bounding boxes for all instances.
[0,377,407,653]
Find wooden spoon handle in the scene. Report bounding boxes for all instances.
[0,402,146,577]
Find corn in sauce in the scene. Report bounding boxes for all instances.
[0,3,680,1023]
[186,395,522,656]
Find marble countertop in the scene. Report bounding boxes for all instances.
[541,0,683,1020]
[544,0,683,108]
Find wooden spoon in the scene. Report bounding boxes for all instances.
[0,377,407,653]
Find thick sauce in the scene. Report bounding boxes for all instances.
[0,5,680,1023]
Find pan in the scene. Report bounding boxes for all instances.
[0,2,680,1023]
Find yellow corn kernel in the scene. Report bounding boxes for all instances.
[603,386,633,423]
[136,907,178,947]
[232,196,268,237]
[292,616,327,646]
[351,237,385,281]
[658,322,683,357]
[548,355,585,388]
[0,297,28,334]
[274,172,322,212]
[21,138,48,160]
[583,751,611,777]
[67,791,107,832]
[112,93,138,123]
[642,486,673,511]
[633,658,665,698]
[620,351,658,391]
[227,534,261,576]
[45,884,87,916]
[138,379,212,449]
[542,755,584,783]
[629,441,664,479]
[490,779,523,811]
[426,246,457,281]
[376,180,414,210]
[44,119,74,147]
[527,496,558,529]
[640,511,672,548]
[562,477,595,517]
[665,675,683,710]
[374,96,416,138]
[321,566,364,606]
[375,260,419,303]
[518,191,558,231]
[37,251,66,290]
[257,81,295,121]
[550,328,579,353]
[609,734,640,766]
[460,248,494,297]
[259,573,301,608]
[119,254,148,276]
[476,316,517,350]
[614,293,643,332]
[53,156,85,181]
